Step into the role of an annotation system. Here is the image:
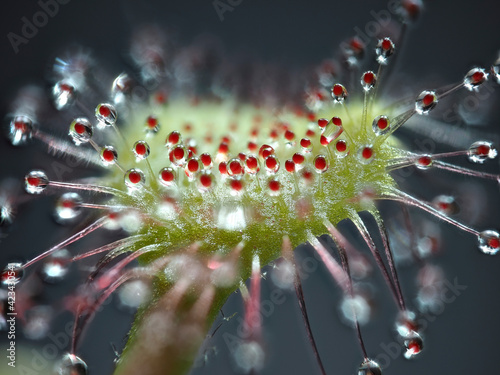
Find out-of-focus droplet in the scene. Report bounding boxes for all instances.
[271,260,294,289]
[95,103,117,126]
[467,141,497,163]
[478,230,500,255]
[491,56,500,84]
[69,118,93,146]
[415,90,438,115]
[25,170,49,194]
[112,73,133,105]
[358,359,382,375]
[117,279,151,311]
[1,262,24,286]
[40,249,71,284]
[55,353,88,375]
[395,310,419,338]
[55,193,82,224]
[24,305,53,340]
[234,341,265,373]
[432,195,459,215]
[8,115,34,146]
[340,293,371,326]
[331,83,348,103]
[52,81,76,110]
[403,332,424,359]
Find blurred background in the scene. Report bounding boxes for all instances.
[0,0,499,374]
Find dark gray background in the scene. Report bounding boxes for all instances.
[0,0,499,374]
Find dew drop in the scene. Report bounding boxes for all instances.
[264,155,280,174]
[100,146,118,166]
[185,157,202,179]
[313,155,329,173]
[165,130,182,148]
[145,115,160,134]
[8,115,34,146]
[245,155,260,175]
[358,359,382,375]
[169,145,188,167]
[372,115,391,136]
[331,83,348,103]
[1,262,24,286]
[52,81,76,110]
[69,118,93,146]
[40,249,71,284]
[415,90,438,115]
[375,37,395,65]
[159,167,176,187]
[358,146,374,164]
[55,192,82,223]
[111,73,133,104]
[467,141,497,163]
[95,103,117,126]
[478,230,500,255]
[227,158,244,178]
[55,353,88,375]
[300,137,313,153]
[25,170,49,194]
[132,140,151,160]
[198,171,214,192]
[361,71,377,91]
[124,169,145,189]
[463,67,488,91]
[415,155,433,170]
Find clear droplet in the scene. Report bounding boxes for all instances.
[145,115,160,134]
[8,115,34,146]
[415,90,438,115]
[478,230,500,255]
[159,167,176,187]
[244,155,260,175]
[69,118,93,146]
[55,192,82,223]
[198,171,214,192]
[132,140,151,160]
[358,146,375,164]
[415,155,433,170]
[358,359,382,375]
[95,103,117,126]
[403,332,424,359]
[467,141,497,163]
[40,249,71,284]
[169,145,188,167]
[1,262,24,286]
[25,170,49,194]
[52,81,76,110]
[264,155,280,174]
[185,157,202,179]
[124,169,145,189]
[55,353,88,375]
[372,115,391,136]
[331,83,348,103]
[361,71,377,91]
[375,37,395,65]
[313,155,329,174]
[100,146,118,166]
[463,67,487,91]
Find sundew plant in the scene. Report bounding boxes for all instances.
[1,1,500,375]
